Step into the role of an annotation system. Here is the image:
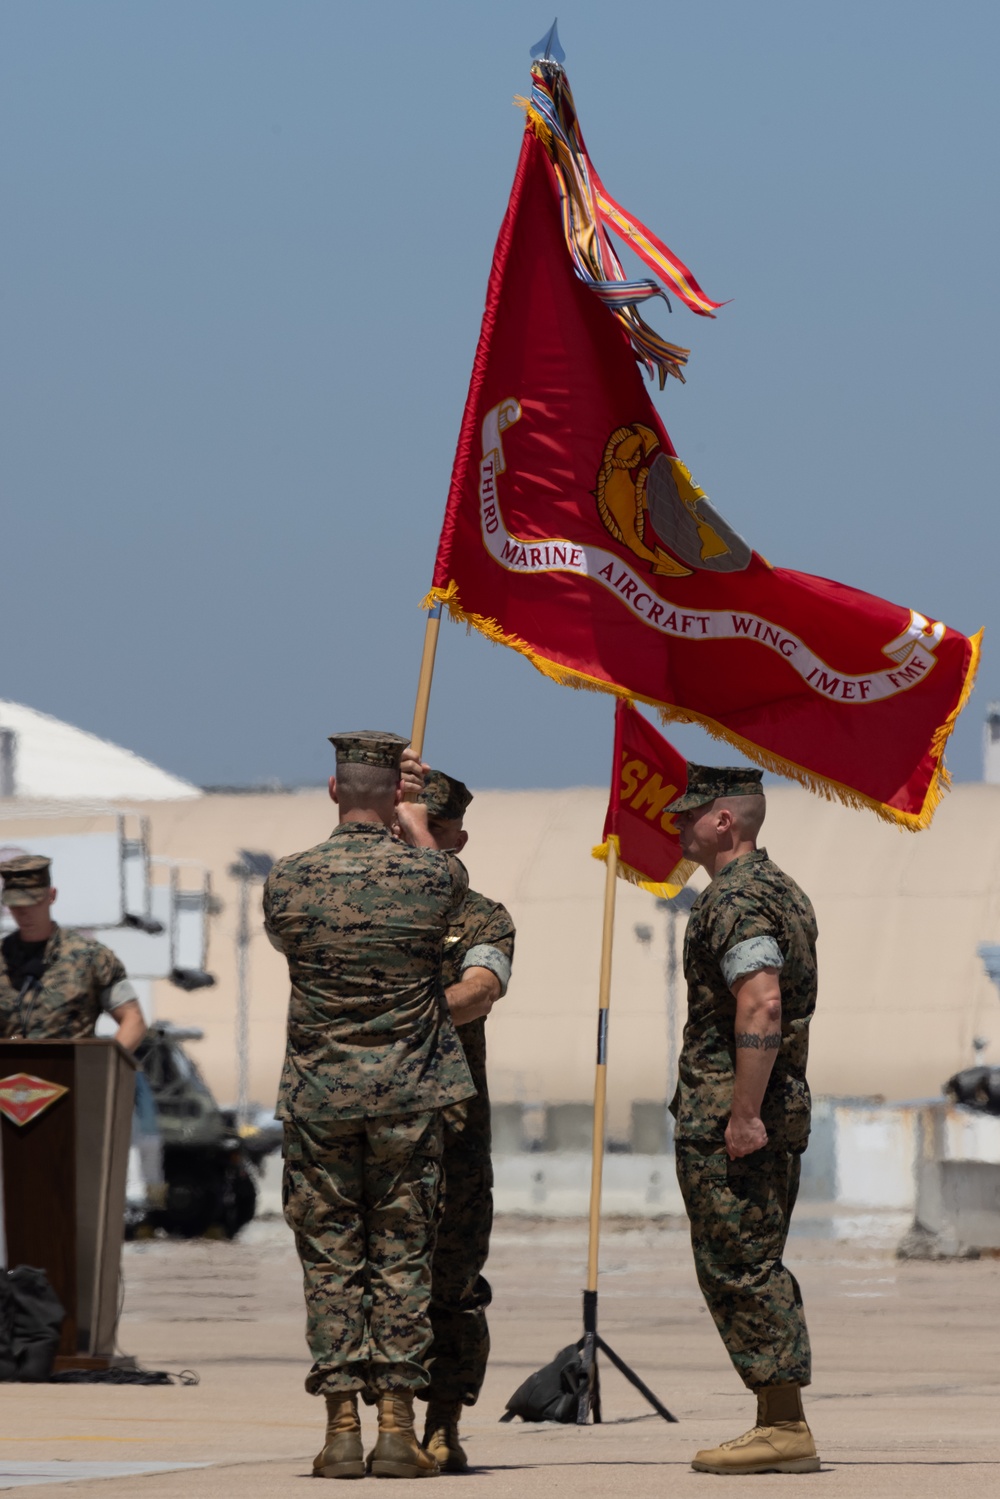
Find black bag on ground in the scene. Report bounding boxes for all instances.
[0,1266,66,1382]
[501,1343,587,1423]
[0,1274,16,1381]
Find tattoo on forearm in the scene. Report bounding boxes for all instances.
[735,1031,781,1051]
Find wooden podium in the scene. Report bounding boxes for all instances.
[0,1039,136,1369]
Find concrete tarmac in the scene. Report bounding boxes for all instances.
[2,1213,998,1495]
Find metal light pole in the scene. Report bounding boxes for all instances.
[228,850,274,1132]
[656,887,697,1145]
[974,942,1000,1067]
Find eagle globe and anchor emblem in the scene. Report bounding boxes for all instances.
[0,1073,69,1127]
[593,423,752,576]
[479,401,945,678]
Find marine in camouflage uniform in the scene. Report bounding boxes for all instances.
[670,765,820,1476]
[264,731,476,1480]
[412,769,514,1470]
[0,855,145,1048]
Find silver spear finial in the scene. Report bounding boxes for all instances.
[530,19,565,64]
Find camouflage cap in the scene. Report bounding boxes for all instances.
[328,730,409,770]
[419,769,473,822]
[0,853,53,907]
[670,763,764,813]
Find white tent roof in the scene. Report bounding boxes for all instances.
[0,700,200,802]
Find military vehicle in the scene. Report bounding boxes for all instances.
[131,1021,278,1238]
[944,1065,1000,1115]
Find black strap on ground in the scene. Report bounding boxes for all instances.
[49,1367,199,1385]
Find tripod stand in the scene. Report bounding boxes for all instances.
[575,839,677,1426]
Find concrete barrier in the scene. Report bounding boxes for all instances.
[492,1152,684,1217]
[256,1098,1000,1246]
[491,1097,934,1218]
[905,1104,1000,1255]
[827,1101,921,1211]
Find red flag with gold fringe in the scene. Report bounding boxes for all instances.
[593,702,695,898]
[426,64,980,830]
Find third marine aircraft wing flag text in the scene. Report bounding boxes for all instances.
[424,48,980,829]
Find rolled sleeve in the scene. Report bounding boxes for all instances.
[462,943,512,997]
[720,935,784,989]
[101,977,140,1014]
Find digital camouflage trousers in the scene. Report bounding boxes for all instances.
[421,1107,493,1407]
[282,1110,443,1397]
[676,1142,811,1390]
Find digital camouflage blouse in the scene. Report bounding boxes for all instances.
[0,924,130,1041]
[265,822,476,1122]
[441,888,515,1145]
[673,849,818,1151]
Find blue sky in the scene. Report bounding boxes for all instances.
[2,2,996,791]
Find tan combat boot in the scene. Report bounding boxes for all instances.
[313,1392,365,1480]
[423,1400,468,1473]
[691,1384,820,1475]
[368,1392,440,1479]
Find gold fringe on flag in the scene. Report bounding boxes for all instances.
[420,583,983,833]
[591,834,697,900]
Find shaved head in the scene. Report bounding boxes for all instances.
[332,762,400,817]
[714,793,767,841]
[675,792,767,878]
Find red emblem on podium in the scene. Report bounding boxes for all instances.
[0,1073,69,1126]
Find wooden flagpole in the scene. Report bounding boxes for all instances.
[587,839,617,1286]
[409,601,444,764]
[577,837,618,1422]
[575,833,676,1426]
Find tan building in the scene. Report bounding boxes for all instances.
[52,779,1000,1135]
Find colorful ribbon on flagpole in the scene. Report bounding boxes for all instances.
[593,174,724,320]
[518,60,722,386]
